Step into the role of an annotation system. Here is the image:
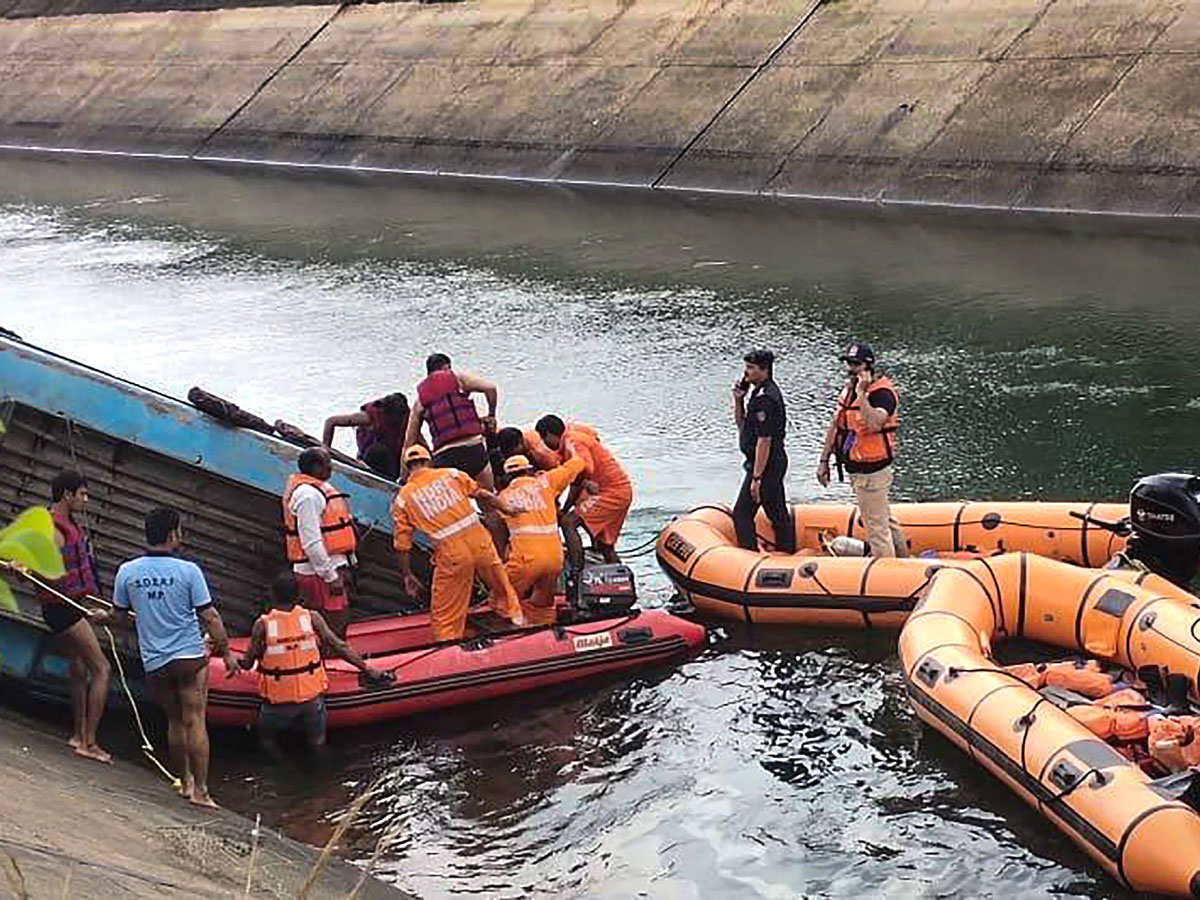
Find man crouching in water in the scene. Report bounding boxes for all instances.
[238,572,391,758]
[100,507,238,808]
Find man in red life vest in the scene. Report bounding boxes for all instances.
[238,571,390,756]
[282,448,358,638]
[322,392,412,480]
[39,471,111,763]
[817,342,909,558]
[404,353,500,490]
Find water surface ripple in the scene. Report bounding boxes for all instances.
[3,156,1198,898]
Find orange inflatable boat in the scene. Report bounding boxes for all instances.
[656,500,1128,626]
[899,553,1200,897]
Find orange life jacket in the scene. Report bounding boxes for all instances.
[282,474,357,564]
[257,606,329,705]
[1068,704,1151,742]
[1043,659,1119,699]
[1004,659,1120,698]
[834,376,899,468]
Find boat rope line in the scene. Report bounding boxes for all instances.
[0,562,179,788]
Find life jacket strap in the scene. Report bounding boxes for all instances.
[260,661,322,679]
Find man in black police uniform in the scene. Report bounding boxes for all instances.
[732,349,795,553]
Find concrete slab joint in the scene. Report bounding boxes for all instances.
[0,0,1197,215]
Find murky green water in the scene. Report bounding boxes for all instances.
[3,152,1200,898]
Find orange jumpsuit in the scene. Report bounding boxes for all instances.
[499,458,587,625]
[523,428,564,471]
[563,424,633,546]
[392,467,521,641]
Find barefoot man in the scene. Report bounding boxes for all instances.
[105,507,237,808]
[38,471,111,763]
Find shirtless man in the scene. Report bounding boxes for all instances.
[103,507,237,808]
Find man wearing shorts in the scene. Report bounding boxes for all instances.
[38,470,111,763]
[238,571,389,757]
[404,352,500,489]
[106,507,238,808]
[282,447,358,637]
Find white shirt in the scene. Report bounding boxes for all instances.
[289,482,352,582]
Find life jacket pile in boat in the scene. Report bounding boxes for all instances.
[1005,659,1200,771]
[899,552,1200,897]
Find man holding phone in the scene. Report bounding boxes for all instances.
[732,349,795,553]
[817,341,908,558]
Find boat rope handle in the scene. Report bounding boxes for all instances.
[1049,766,1108,801]
[0,561,180,789]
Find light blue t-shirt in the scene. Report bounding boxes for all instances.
[113,553,211,674]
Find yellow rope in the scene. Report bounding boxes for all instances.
[0,561,180,789]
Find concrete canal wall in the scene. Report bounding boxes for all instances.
[0,0,1198,215]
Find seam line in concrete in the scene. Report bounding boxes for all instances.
[649,0,826,189]
[1007,8,1183,209]
[188,2,349,158]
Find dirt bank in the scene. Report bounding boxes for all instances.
[0,711,409,898]
[0,0,1197,215]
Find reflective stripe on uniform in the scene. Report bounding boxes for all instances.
[510,523,559,536]
[427,513,480,542]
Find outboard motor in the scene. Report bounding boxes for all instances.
[1126,473,1200,585]
[570,563,638,619]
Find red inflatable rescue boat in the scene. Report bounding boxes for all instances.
[207,607,705,729]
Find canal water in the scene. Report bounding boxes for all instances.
[3,153,1200,899]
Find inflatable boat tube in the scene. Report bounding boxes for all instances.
[899,553,1200,897]
[208,608,705,729]
[656,501,1128,626]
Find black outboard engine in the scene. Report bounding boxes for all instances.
[570,563,638,619]
[1126,473,1200,585]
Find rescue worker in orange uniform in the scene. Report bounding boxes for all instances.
[534,416,633,563]
[282,447,358,638]
[817,342,909,559]
[392,445,524,641]
[497,453,588,625]
[238,571,390,756]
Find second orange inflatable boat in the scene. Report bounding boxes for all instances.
[657,500,1128,626]
[900,553,1200,897]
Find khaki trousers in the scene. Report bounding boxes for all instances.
[848,466,909,559]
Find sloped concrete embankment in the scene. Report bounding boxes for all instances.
[0,711,408,899]
[0,0,1198,215]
